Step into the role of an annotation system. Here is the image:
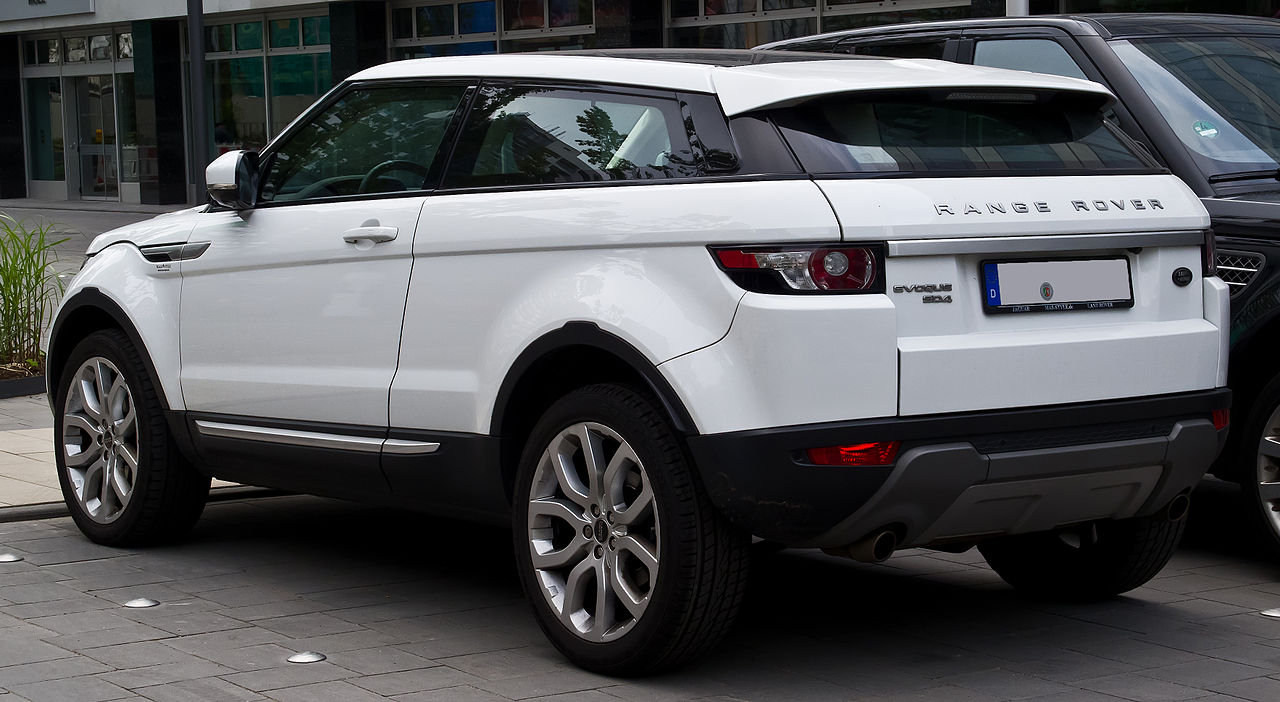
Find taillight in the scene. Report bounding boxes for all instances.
[1203,229,1217,277]
[806,441,900,466]
[1213,408,1230,431]
[711,244,885,294]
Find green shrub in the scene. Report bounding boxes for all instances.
[0,213,68,376]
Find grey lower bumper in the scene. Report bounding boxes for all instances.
[806,419,1219,550]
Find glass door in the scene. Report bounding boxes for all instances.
[69,74,119,200]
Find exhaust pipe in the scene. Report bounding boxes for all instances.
[1166,493,1191,522]
[824,529,898,563]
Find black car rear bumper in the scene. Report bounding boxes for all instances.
[686,388,1230,548]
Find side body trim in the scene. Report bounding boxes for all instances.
[193,420,441,455]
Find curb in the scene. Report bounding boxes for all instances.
[0,486,290,524]
[0,376,45,400]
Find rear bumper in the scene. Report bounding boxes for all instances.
[686,388,1230,548]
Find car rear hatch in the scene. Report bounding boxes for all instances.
[766,82,1224,416]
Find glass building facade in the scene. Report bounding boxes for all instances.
[8,0,1280,204]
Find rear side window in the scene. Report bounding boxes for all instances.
[772,90,1154,176]
[973,39,1088,80]
[443,85,699,188]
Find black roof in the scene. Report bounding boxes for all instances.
[551,48,873,66]
[761,12,1280,48]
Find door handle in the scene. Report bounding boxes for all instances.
[342,226,398,244]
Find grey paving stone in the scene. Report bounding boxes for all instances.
[940,669,1075,700]
[6,675,130,702]
[1078,674,1211,702]
[526,692,618,702]
[126,611,247,637]
[217,600,330,623]
[1201,641,1280,668]
[1208,676,1280,702]
[254,614,363,639]
[394,685,513,702]
[475,670,622,701]
[440,647,565,681]
[134,677,265,702]
[351,667,485,696]
[0,634,76,667]
[26,611,135,636]
[42,623,174,652]
[281,629,401,654]
[79,641,192,669]
[324,647,438,676]
[220,663,354,693]
[96,659,236,689]
[1068,637,1204,668]
[0,655,111,687]
[164,627,286,656]
[188,644,300,673]
[262,680,388,702]
[2,595,116,619]
[1142,658,1271,686]
[0,582,85,605]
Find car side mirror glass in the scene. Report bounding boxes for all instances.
[206,150,260,210]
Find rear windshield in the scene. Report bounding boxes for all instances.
[771,90,1156,176]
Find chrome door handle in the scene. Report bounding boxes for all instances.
[342,226,398,244]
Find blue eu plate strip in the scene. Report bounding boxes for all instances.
[983,263,1001,306]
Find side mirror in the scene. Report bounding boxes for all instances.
[206,150,260,210]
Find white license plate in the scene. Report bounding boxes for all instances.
[982,258,1133,314]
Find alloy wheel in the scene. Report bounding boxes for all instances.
[526,421,660,642]
[62,356,138,524]
[1257,404,1280,538]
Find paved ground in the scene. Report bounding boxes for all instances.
[0,481,1279,701]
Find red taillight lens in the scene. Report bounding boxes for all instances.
[1213,408,1230,431]
[711,244,882,293]
[806,441,900,466]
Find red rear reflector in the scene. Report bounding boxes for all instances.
[715,249,760,269]
[1213,409,1230,431]
[806,441,900,466]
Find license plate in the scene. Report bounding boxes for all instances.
[982,257,1133,314]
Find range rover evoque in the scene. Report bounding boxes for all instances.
[47,50,1230,674]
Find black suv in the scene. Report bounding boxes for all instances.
[763,13,1280,555]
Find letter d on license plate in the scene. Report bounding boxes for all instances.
[982,257,1133,314]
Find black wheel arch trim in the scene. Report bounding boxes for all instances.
[47,287,199,462]
[491,322,698,437]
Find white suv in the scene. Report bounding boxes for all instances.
[48,50,1230,674]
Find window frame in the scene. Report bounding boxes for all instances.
[251,78,479,209]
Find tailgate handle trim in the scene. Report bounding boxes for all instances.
[888,230,1204,257]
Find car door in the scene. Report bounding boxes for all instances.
[178,81,470,495]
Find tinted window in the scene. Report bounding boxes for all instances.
[843,40,946,59]
[443,85,698,188]
[260,85,467,203]
[773,90,1151,175]
[1112,36,1280,178]
[973,39,1088,80]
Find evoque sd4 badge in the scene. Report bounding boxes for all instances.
[894,282,953,304]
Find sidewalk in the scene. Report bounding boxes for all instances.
[0,395,59,507]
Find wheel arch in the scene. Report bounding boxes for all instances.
[1218,311,1280,481]
[49,287,173,412]
[491,322,698,504]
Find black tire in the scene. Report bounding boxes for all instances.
[978,512,1185,600]
[1237,371,1280,559]
[54,329,209,546]
[512,383,750,675]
